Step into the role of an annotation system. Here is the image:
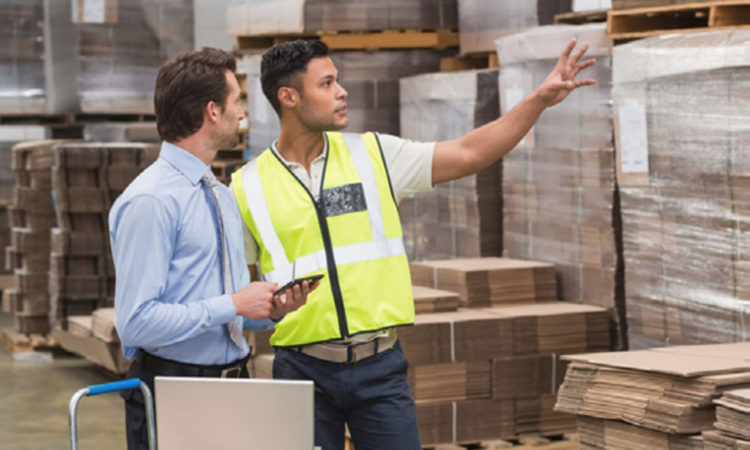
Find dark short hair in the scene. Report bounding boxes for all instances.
[260,39,329,115]
[154,47,237,142]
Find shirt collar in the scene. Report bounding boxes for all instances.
[159,141,211,185]
[270,134,328,168]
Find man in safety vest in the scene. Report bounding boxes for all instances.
[231,39,596,449]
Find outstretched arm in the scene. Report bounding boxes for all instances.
[431,38,597,185]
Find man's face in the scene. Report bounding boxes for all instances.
[295,57,348,131]
[214,70,245,149]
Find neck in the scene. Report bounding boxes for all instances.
[172,133,216,166]
[276,117,325,172]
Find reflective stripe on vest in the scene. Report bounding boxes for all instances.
[232,132,414,346]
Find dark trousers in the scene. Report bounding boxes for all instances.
[273,341,421,450]
[121,357,250,450]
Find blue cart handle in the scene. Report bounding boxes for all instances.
[69,378,156,450]
[87,378,141,396]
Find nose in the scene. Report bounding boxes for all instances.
[337,83,348,100]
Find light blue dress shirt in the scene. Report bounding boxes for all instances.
[109,141,274,365]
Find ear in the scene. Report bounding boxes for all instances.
[205,100,220,124]
[278,86,298,110]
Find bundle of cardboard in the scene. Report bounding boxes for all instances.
[227,0,457,36]
[74,0,193,113]
[61,307,130,374]
[703,389,750,449]
[556,343,750,449]
[411,257,557,307]
[5,141,63,334]
[497,24,626,348]
[613,30,750,348]
[49,142,158,329]
[398,70,502,261]
[403,302,610,445]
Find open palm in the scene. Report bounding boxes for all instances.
[536,38,597,107]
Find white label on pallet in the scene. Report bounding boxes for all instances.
[83,0,106,23]
[617,98,649,174]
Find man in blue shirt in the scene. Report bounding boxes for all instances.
[109,47,316,449]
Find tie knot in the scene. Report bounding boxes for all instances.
[201,171,218,188]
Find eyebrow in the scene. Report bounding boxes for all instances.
[318,74,336,82]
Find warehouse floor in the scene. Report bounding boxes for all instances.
[0,312,126,449]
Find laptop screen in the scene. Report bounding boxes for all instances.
[154,376,314,450]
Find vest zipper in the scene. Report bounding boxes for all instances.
[269,137,350,338]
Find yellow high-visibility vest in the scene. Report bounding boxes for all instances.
[231,131,414,347]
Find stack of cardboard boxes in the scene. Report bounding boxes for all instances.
[48,142,158,330]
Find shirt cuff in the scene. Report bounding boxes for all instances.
[208,294,238,325]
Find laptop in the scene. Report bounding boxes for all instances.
[154,376,315,450]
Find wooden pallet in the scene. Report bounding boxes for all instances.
[424,433,579,450]
[237,28,459,52]
[608,0,750,40]
[441,52,499,72]
[0,112,156,127]
[555,9,609,25]
[1,327,59,353]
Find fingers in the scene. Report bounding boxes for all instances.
[569,43,589,67]
[573,58,596,76]
[559,38,577,63]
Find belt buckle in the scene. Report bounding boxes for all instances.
[220,366,241,378]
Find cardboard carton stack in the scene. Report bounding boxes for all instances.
[411,257,557,307]
[413,286,461,314]
[60,307,130,374]
[556,343,750,449]
[74,0,194,113]
[398,69,502,261]
[0,0,77,114]
[227,0,457,36]
[612,30,750,348]
[5,141,63,334]
[703,389,750,449]
[0,127,52,279]
[497,24,626,348]
[402,302,610,445]
[457,0,575,55]
[48,142,158,329]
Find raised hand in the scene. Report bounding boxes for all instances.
[534,38,597,107]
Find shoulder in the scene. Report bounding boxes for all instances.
[110,160,183,226]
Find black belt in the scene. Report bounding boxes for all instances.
[136,350,250,378]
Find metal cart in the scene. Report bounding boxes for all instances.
[68,378,156,450]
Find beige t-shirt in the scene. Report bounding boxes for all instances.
[241,133,434,263]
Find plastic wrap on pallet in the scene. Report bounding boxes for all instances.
[241,49,447,158]
[458,0,574,55]
[612,30,750,349]
[227,0,457,36]
[398,69,501,261]
[0,0,77,114]
[83,122,160,143]
[75,0,194,114]
[496,24,624,348]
